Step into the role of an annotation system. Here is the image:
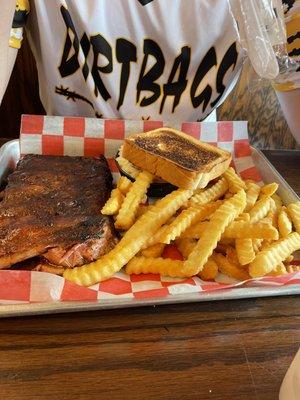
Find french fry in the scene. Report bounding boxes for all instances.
[185,220,278,241]
[198,258,218,280]
[184,190,246,274]
[235,213,250,222]
[260,182,278,197]
[271,194,283,211]
[187,177,228,207]
[287,201,300,233]
[69,147,296,285]
[143,225,169,248]
[189,201,223,220]
[268,262,287,276]
[116,155,140,178]
[159,207,202,244]
[244,182,260,212]
[64,188,193,285]
[193,187,205,194]
[286,264,300,273]
[141,194,148,204]
[245,179,256,185]
[259,240,273,252]
[278,207,292,237]
[117,176,133,195]
[249,197,273,223]
[226,247,240,266]
[101,188,124,215]
[181,221,208,239]
[223,221,279,240]
[115,171,153,230]
[175,238,197,259]
[141,243,165,258]
[269,198,278,216]
[213,253,250,281]
[169,202,223,241]
[252,239,263,252]
[223,167,246,193]
[136,204,151,218]
[235,238,256,265]
[125,256,194,278]
[224,192,233,199]
[249,232,300,277]
[284,255,294,264]
[262,210,278,229]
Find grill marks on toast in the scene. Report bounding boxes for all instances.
[134,130,219,170]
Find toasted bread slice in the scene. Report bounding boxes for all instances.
[122,128,231,190]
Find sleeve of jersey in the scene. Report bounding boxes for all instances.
[273,2,300,92]
[9,0,30,50]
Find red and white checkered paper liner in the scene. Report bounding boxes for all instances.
[0,114,299,305]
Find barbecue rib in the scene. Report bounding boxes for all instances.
[0,155,118,270]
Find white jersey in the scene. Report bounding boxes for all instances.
[2,1,300,123]
[26,0,244,123]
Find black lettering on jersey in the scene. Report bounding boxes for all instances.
[90,34,113,101]
[80,33,91,81]
[58,6,80,77]
[211,42,238,107]
[136,39,165,107]
[288,31,300,44]
[116,39,137,110]
[137,0,155,5]
[289,48,300,58]
[160,46,191,113]
[190,47,217,112]
[57,11,241,117]
[283,0,295,13]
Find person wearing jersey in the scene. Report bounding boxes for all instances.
[0,0,299,141]
[0,2,300,398]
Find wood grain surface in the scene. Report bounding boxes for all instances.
[0,296,299,400]
[0,147,299,400]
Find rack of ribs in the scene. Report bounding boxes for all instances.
[0,154,118,272]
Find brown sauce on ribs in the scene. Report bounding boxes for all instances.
[0,155,117,270]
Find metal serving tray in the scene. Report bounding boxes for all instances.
[0,140,299,317]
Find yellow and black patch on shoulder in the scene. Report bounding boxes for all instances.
[13,0,30,29]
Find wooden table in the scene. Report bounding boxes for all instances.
[0,141,299,400]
